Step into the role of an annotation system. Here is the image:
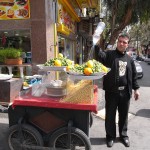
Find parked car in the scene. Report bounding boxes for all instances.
[134,60,143,79]
[129,52,137,60]
[127,51,137,60]
[136,55,145,61]
[144,58,150,65]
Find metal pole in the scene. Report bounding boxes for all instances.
[53,0,58,58]
[53,0,59,79]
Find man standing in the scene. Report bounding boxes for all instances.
[96,33,140,147]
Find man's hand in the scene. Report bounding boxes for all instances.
[134,89,140,101]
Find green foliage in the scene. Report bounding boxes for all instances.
[44,57,73,66]
[69,59,109,74]
[129,20,150,45]
[103,0,149,25]
[101,0,150,46]
[137,0,150,23]
[0,48,22,63]
[0,50,6,63]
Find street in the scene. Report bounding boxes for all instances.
[0,61,150,150]
[137,61,150,87]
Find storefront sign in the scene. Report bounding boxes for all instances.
[58,2,75,34]
[0,0,30,20]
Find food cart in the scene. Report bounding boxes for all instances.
[7,63,107,150]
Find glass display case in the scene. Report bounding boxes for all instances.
[62,78,94,104]
[22,67,99,105]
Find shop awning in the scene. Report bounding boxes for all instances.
[57,24,70,35]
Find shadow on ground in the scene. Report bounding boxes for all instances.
[90,137,124,146]
[136,109,150,118]
[90,137,106,145]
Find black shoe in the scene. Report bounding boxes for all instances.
[106,139,114,147]
[120,138,130,147]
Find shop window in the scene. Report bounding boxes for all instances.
[58,37,65,56]
[58,36,74,60]
[0,30,31,76]
[0,29,31,63]
[65,39,74,60]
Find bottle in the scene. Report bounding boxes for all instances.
[93,22,105,45]
[95,22,105,35]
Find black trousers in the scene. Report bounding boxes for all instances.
[105,90,130,139]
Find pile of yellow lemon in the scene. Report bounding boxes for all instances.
[44,54,109,76]
[54,59,61,66]
[54,53,63,66]
[69,59,109,76]
[84,60,93,75]
[44,53,74,67]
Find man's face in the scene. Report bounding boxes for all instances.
[117,37,129,53]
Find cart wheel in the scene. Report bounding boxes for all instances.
[7,124,44,150]
[49,127,91,150]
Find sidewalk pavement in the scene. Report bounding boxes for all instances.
[90,86,150,150]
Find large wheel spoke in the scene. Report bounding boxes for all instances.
[55,134,68,148]
[49,127,91,150]
[8,124,43,150]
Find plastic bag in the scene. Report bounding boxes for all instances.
[32,83,46,97]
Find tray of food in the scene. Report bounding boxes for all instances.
[37,53,74,71]
[37,64,67,71]
[67,73,106,80]
[67,59,110,80]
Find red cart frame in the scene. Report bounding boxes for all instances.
[7,86,98,150]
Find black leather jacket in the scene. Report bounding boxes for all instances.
[97,49,140,97]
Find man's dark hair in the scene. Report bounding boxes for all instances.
[118,33,130,43]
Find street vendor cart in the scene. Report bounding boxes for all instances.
[7,64,107,150]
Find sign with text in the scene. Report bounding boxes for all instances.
[58,2,75,33]
[0,0,30,20]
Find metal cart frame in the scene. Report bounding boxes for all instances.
[7,86,98,150]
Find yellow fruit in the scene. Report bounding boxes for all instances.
[84,67,93,76]
[102,65,108,73]
[66,65,72,71]
[23,82,29,87]
[54,59,61,66]
[87,60,93,68]
[67,59,73,65]
[75,64,79,67]
[58,53,63,58]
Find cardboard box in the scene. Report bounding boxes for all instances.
[0,78,23,104]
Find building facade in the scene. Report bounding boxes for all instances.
[0,0,100,74]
